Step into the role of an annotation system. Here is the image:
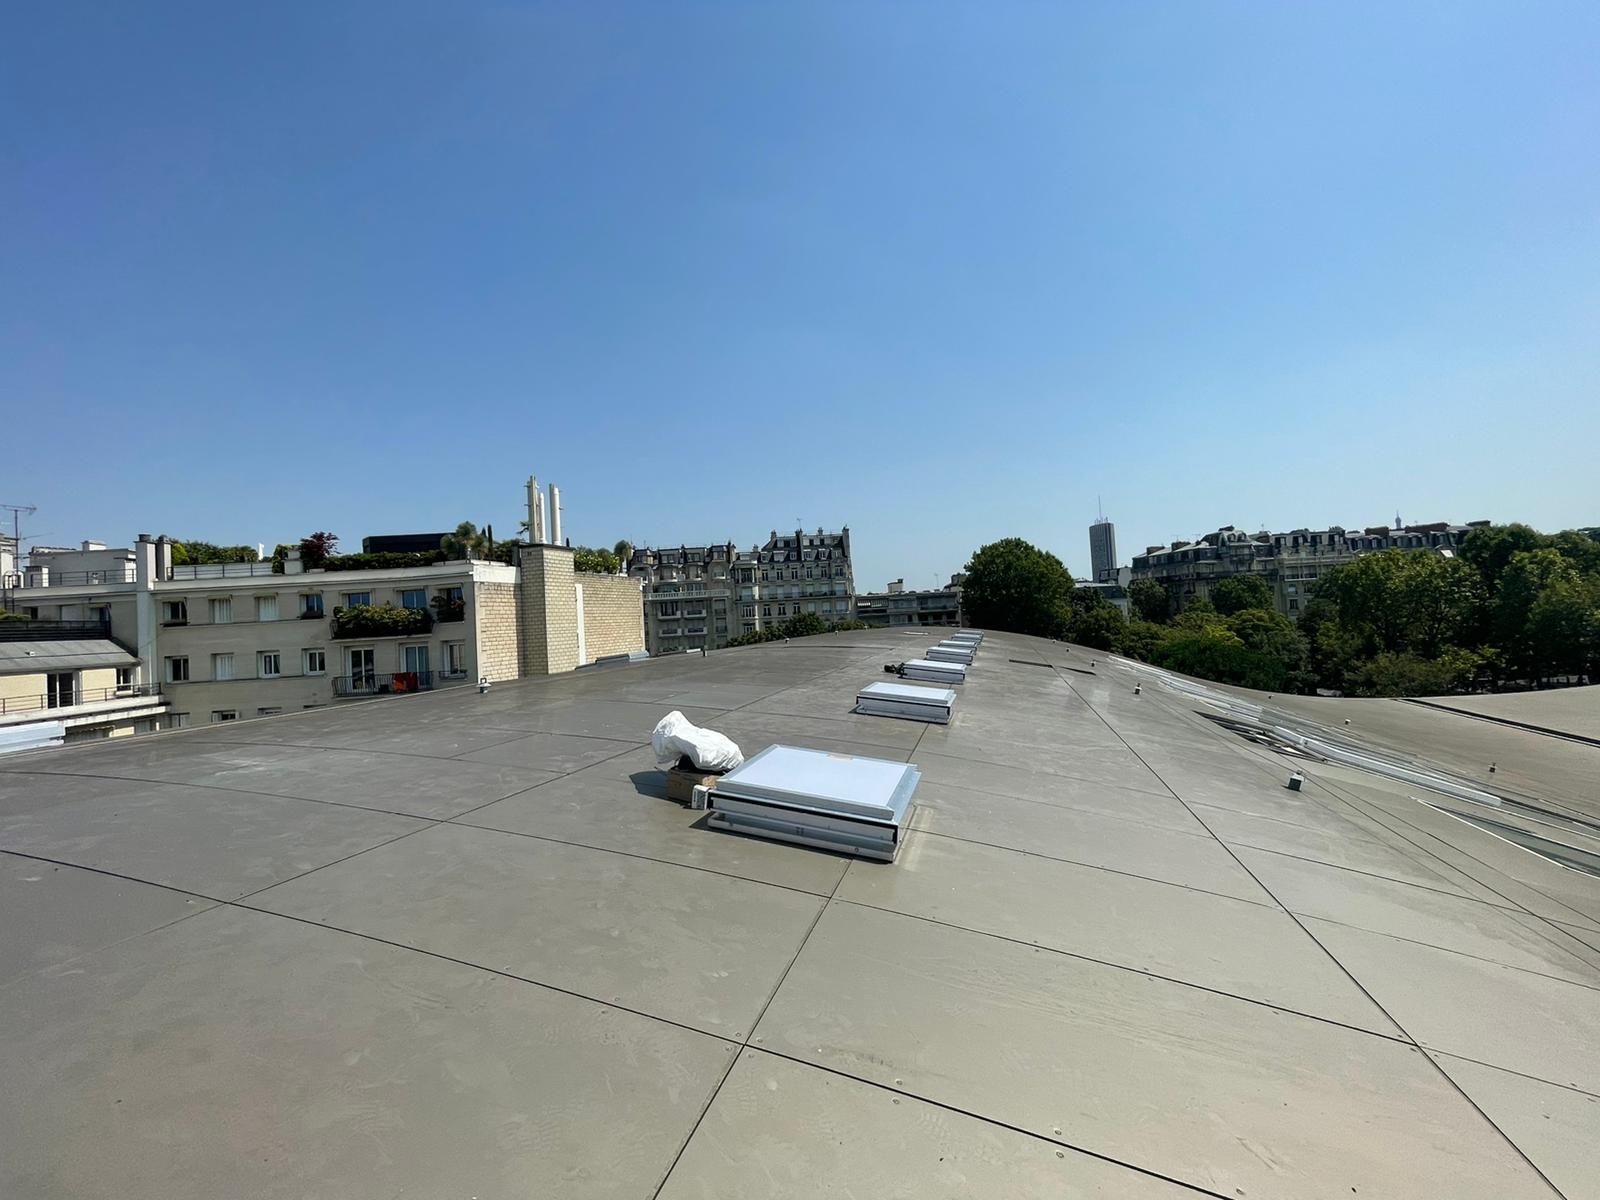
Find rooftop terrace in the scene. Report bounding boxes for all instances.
[1,628,1595,1198]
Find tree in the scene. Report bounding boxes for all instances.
[442,521,492,561]
[1460,524,1548,592]
[960,538,1074,638]
[1117,620,1167,661]
[1226,607,1312,691]
[299,531,339,569]
[612,540,634,564]
[1129,578,1170,623]
[1070,603,1125,650]
[169,540,257,565]
[1211,575,1273,616]
[573,546,621,574]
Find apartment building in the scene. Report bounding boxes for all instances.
[733,528,856,637]
[3,532,643,740]
[855,575,962,628]
[626,543,737,655]
[0,619,168,750]
[1130,520,1486,617]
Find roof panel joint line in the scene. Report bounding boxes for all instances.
[1049,664,1576,1200]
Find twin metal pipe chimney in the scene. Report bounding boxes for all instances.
[524,476,564,545]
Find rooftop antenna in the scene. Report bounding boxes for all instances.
[1,502,37,611]
[1097,496,1104,522]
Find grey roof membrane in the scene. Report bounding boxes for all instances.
[1,627,1596,1199]
[0,638,139,673]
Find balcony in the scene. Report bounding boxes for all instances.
[0,683,163,718]
[431,595,466,623]
[330,604,434,640]
[332,671,435,698]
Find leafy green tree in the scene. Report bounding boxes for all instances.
[1211,575,1274,616]
[960,538,1074,638]
[169,540,258,565]
[781,612,829,637]
[573,546,621,574]
[1520,567,1596,682]
[1128,578,1169,623]
[1460,523,1548,592]
[1226,607,1312,691]
[1117,620,1168,661]
[442,521,492,561]
[1550,530,1600,578]
[612,540,634,563]
[1070,603,1125,650]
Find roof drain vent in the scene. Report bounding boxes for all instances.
[705,745,920,862]
[855,681,956,724]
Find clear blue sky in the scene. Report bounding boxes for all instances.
[4,2,1597,588]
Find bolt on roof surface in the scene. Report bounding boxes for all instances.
[1,627,1596,1199]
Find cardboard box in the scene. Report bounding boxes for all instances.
[666,767,721,805]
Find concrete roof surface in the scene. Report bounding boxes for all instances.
[1416,685,1600,743]
[1,628,1597,1200]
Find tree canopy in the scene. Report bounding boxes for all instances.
[960,538,1074,638]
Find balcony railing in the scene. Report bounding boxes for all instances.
[4,569,136,588]
[332,671,435,697]
[0,682,162,716]
[167,561,276,580]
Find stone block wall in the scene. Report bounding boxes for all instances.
[518,545,579,675]
[474,581,521,682]
[577,572,645,663]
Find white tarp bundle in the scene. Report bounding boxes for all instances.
[651,710,744,772]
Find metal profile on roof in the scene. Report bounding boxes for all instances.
[926,643,976,665]
[855,681,956,724]
[706,745,919,861]
[900,658,966,683]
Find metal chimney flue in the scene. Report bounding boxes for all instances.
[549,484,562,545]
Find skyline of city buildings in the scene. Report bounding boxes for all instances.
[1130,519,1488,617]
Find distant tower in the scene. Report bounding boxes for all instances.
[1089,508,1118,582]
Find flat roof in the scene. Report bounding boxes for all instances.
[1,629,1596,1198]
[0,638,138,672]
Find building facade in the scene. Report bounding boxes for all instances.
[856,576,962,628]
[630,527,857,650]
[3,534,644,742]
[734,528,855,638]
[627,543,738,655]
[1130,520,1487,617]
[1089,518,1118,582]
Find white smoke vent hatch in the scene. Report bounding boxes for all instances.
[855,680,956,724]
[900,658,966,683]
[706,745,920,862]
[927,643,976,664]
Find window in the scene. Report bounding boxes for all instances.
[165,656,189,683]
[789,568,799,579]
[342,592,371,608]
[116,666,134,690]
[46,672,75,709]
[659,601,681,617]
[300,593,324,617]
[402,644,430,674]
[303,648,327,675]
[762,605,772,617]
[89,604,110,625]
[777,605,787,617]
[211,653,235,681]
[161,599,187,624]
[444,641,466,677]
[1288,598,1299,611]
[258,651,282,678]
[401,589,427,610]
[741,605,756,618]
[210,710,239,723]
[346,647,376,690]
[209,597,232,624]
[169,712,191,729]
[256,595,279,622]
[257,707,282,717]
